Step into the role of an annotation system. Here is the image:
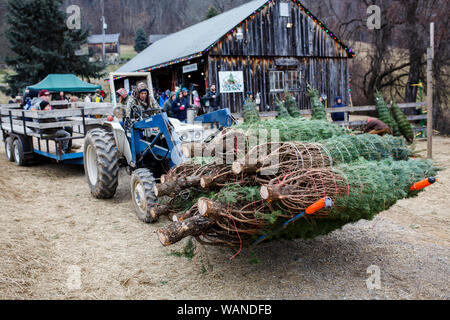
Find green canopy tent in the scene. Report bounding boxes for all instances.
[28,74,102,93]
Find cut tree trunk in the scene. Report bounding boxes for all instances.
[157,216,215,246]
[154,176,201,197]
[150,204,171,220]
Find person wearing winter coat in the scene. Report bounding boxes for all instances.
[204,85,221,113]
[163,92,177,117]
[364,117,391,136]
[171,91,189,122]
[159,90,171,107]
[331,96,348,122]
[126,82,160,119]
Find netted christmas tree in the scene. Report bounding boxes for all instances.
[307,85,328,121]
[235,118,349,143]
[374,91,401,137]
[154,97,437,250]
[391,101,414,143]
[284,90,302,118]
[275,98,291,119]
[322,134,412,163]
[157,159,438,247]
[242,99,261,123]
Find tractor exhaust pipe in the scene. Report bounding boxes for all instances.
[186,108,196,125]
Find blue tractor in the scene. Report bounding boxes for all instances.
[84,73,236,223]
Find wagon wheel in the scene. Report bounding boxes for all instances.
[5,136,15,162]
[12,138,27,166]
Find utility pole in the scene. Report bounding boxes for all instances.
[101,0,106,62]
[427,22,434,159]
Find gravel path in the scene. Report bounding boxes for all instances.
[0,136,448,300]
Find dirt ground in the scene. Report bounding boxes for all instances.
[0,135,449,300]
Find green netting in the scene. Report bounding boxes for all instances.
[375,91,401,136]
[235,118,350,143]
[307,86,328,121]
[285,90,302,118]
[274,159,437,240]
[242,99,261,123]
[322,134,412,164]
[275,98,291,119]
[391,101,414,143]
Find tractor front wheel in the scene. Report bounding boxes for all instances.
[131,169,158,223]
[84,129,119,199]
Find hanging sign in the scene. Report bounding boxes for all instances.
[219,71,244,93]
[275,58,299,67]
[279,2,290,17]
[183,63,198,74]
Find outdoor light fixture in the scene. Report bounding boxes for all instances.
[255,93,261,105]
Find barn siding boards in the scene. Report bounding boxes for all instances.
[209,1,346,58]
[202,1,351,113]
[208,55,349,113]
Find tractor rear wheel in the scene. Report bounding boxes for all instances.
[5,136,14,162]
[131,168,158,223]
[84,129,119,199]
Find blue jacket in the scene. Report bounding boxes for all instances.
[159,95,169,107]
[171,97,189,121]
[331,96,347,122]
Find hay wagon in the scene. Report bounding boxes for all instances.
[0,102,112,166]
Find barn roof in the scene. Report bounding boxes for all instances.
[88,33,120,44]
[116,0,353,74]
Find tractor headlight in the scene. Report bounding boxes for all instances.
[180,132,189,142]
[194,131,203,141]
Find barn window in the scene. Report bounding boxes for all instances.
[269,71,285,92]
[287,71,301,89]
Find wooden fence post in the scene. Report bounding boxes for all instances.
[427,23,434,159]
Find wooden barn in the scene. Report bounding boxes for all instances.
[115,0,354,113]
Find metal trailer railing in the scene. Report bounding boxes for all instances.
[0,102,115,164]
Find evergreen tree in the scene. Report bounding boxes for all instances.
[275,98,290,119]
[391,101,414,143]
[134,28,148,53]
[204,5,220,20]
[374,91,401,137]
[307,85,328,121]
[284,90,302,118]
[242,98,260,123]
[5,0,104,95]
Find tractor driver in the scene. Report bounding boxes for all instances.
[126,82,160,119]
